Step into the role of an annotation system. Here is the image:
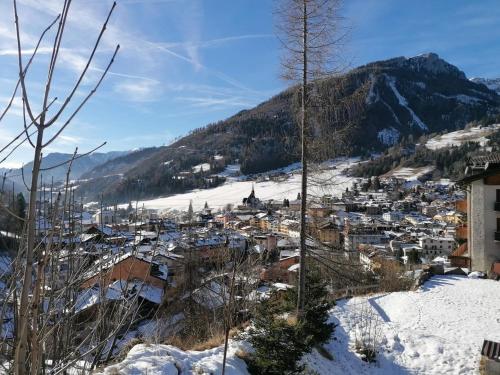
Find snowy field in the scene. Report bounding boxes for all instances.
[382,166,434,180]
[100,275,500,374]
[122,159,359,212]
[425,123,500,150]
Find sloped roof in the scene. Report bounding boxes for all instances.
[459,152,500,184]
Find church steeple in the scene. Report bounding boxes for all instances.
[248,184,255,200]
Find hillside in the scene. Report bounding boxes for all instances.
[78,53,500,203]
[99,276,500,375]
[349,115,500,181]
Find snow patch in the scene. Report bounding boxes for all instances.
[470,77,500,94]
[434,93,483,104]
[425,123,500,150]
[365,74,379,104]
[385,75,428,131]
[383,166,434,181]
[192,163,211,173]
[377,127,400,145]
[413,81,426,89]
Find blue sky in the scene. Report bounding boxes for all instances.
[0,0,500,167]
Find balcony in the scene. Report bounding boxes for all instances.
[495,202,500,211]
[495,231,500,241]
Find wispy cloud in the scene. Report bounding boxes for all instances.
[176,96,257,109]
[160,34,273,50]
[114,79,161,102]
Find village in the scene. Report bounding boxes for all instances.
[0,152,495,371]
[2,0,500,373]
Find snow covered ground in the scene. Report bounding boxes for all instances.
[121,159,359,212]
[382,166,434,181]
[425,123,500,150]
[100,276,500,374]
[307,275,500,374]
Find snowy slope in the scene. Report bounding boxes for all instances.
[307,275,500,374]
[425,123,500,150]
[100,276,500,374]
[382,166,434,181]
[120,159,359,212]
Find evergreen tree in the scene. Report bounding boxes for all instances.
[247,269,335,374]
[247,300,308,375]
[283,269,335,347]
[16,193,26,220]
[187,200,194,222]
[408,249,421,264]
[204,201,209,210]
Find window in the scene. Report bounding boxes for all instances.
[497,218,500,232]
[496,189,500,202]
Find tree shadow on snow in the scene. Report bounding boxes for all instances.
[419,275,465,292]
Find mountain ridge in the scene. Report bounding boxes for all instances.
[75,53,500,203]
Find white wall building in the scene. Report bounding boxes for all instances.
[92,210,116,225]
[418,236,455,258]
[383,211,404,223]
[461,155,500,273]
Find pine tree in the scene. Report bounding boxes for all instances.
[283,269,335,347]
[187,200,194,222]
[247,300,308,374]
[247,269,334,374]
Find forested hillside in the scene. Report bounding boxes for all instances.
[76,53,500,203]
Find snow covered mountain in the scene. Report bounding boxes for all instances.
[77,53,500,203]
[470,77,500,95]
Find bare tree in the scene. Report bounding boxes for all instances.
[276,0,346,317]
[0,1,120,373]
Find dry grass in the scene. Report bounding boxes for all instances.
[119,337,143,357]
[479,355,486,375]
[165,333,226,351]
[191,333,226,351]
[377,260,413,292]
[163,324,247,352]
[286,314,298,326]
[164,335,195,351]
[235,349,251,361]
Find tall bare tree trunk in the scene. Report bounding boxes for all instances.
[297,0,308,318]
[15,129,44,375]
